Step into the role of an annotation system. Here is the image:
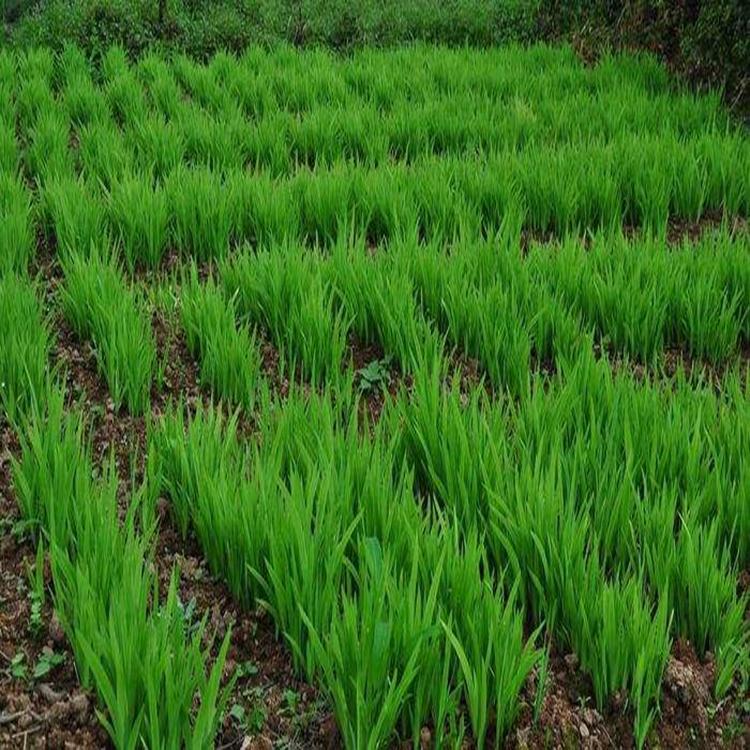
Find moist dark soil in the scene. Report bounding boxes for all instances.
[150,305,203,415]
[606,342,750,391]
[153,522,336,749]
[663,213,746,246]
[3,228,749,748]
[624,211,741,248]
[0,420,110,750]
[521,211,747,255]
[347,334,406,423]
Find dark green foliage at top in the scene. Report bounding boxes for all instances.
[540,1,749,115]
[10,0,540,60]
[6,1,746,115]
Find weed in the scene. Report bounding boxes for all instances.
[10,652,27,680]
[357,356,392,395]
[33,649,65,679]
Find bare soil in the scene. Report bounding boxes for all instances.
[0,420,110,749]
[510,640,749,750]
[2,226,749,748]
[520,211,747,255]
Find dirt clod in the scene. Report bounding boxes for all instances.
[419,726,432,748]
[583,707,602,727]
[48,613,65,646]
[241,735,273,750]
[665,655,709,708]
[37,684,64,704]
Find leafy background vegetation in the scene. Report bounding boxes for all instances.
[540,1,749,114]
[4,1,748,112]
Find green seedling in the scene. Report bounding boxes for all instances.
[10,652,27,680]
[236,660,259,679]
[33,649,65,679]
[357,357,392,394]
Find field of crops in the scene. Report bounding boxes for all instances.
[1,43,749,749]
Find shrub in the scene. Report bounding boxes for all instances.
[12,0,540,59]
[539,0,749,114]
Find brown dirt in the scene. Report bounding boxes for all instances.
[446,348,491,402]
[739,570,750,597]
[346,334,405,423]
[150,305,202,415]
[152,520,336,749]
[627,211,746,247]
[664,213,743,246]
[660,343,750,384]
[0,420,110,750]
[52,313,148,509]
[131,247,183,283]
[607,343,750,391]
[521,211,747,255]
[257,332,298,403]
[509,639,749,750]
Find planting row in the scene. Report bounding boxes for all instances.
[26,150,750,247]
[150,346,749,747]
[9,226,741,423]
[176,229,750,385]
[7,45,733,136]
[19,154,750,273]
[152,390,542,749]
[10,99,748,220]
[0,273,234,748]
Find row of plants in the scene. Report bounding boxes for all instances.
[148,344,749,748]
[0,272,234,748]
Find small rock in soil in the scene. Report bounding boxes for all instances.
[583,707,602,727]
[419,726,432,748]
[664,656,710,734]
[48,612,66,644]
[70,693,89,717]
[665,657,708,705]
[515,726,531,748]
[38,683,64,703]
[16,711,34,729]
[241,736,273,750]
